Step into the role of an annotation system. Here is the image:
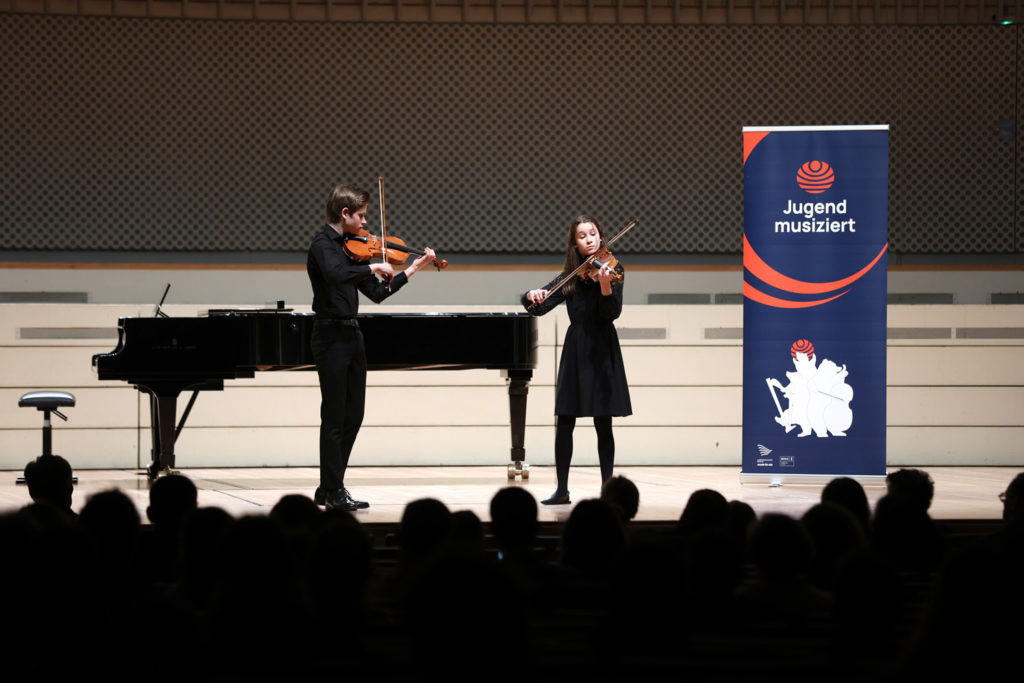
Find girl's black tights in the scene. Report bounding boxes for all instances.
[554,415,615,493]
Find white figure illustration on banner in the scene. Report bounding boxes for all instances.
[766,339,853,438]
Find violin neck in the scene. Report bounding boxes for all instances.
[386,239,425,256]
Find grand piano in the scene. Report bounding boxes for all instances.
[92,308,537,480]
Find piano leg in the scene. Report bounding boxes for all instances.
[148,393,161,475]
[505,369,531,480]
[143,389,180,479]
[155,394,179,474]
[139,381,220,479]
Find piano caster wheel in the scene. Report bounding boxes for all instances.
[147,463,177,482]
[507,462,529,480]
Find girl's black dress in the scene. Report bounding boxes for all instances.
[523,266,632,418]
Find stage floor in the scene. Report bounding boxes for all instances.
[0,465,1015,523]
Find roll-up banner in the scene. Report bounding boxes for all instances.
[741,125,889,482]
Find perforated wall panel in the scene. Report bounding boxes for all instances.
[1,16,1018,254]
[890,27,1017,253]
[1018,26,1024,254]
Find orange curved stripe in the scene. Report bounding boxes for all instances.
[743,131,771,165]
[743,281,849,308]
[744,236,888,294]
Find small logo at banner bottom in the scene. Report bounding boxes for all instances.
[779,456,795,468]
[766,340,854,438]
[755,444,774,467]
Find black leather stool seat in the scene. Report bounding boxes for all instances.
[18,391,76,469]
[19,391,76,410]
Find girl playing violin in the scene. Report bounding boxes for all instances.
[307,184,436,511]
[523,215,632,505]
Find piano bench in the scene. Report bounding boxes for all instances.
[18,392,76,484]
[19,390,76,412]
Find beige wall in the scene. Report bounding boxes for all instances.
[2,298,1022,471]
[1,263,1022,305]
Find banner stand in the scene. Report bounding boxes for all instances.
[741,125,889,484]
[739,473,888,487]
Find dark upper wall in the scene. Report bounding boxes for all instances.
[1,15,1019,255]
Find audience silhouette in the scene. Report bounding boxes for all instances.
[885,467,935,513]
[139,473,199,586]
[821,475,871,534]
[561,497,625,582]
[801,502,867,592]
[23,453,75,516]
[600,474,640,522]
[490,486,540,562]
[902,471,1024,680]
[2,468,1019,682]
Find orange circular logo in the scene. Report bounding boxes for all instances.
[797,161,835,194]
[791,339,815,358]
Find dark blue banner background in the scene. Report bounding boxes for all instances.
[742,127,888,477]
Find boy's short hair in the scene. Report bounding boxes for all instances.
[326,185,370,223]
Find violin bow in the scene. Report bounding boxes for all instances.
[378,176,391,289]
[533,218,639,306]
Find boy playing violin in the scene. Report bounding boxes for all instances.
[307,184,436,511]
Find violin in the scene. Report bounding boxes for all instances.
[344,176,448,273]
[528,219,638,309]
[343,229,448,270]
[577,246,624,284]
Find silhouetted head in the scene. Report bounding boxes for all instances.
[308,512,373,600]
[885,468,935,512]
[562,498,624,576]
[400,498,452,561]
[147,474,198,530]
[678,488,729,538]
[802,502,866,550]
[801,502,867,589]
[601,475,640,522]
[23,455,74,511]
[79,489,142,558]
[1003,472,1024,525]
[821,476,871,532]
[726,499,757,543]
[749,513,813,582]
[872,493,943,573]
[270,493,321,533]
[450,510,485,554]
[490,487,538,554]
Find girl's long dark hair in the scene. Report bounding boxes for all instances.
[559,214,606,298]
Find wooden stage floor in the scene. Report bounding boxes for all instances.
[0,465,1016,523]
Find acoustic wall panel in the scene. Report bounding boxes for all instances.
[2,16,1018,255]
